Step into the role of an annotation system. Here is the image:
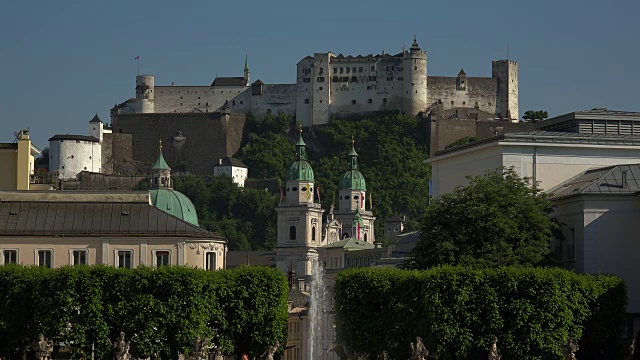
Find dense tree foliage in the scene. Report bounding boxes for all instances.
[522,110,549,122]
[237,111,430,241]
[173,175,278,251]
[0,265,288,360]
[334,267,628,360]
[409,168,555,269]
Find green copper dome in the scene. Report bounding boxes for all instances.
[338,143,366,190]
[152,151,171,170]
[288,129,315,181]
[149,188,199,226]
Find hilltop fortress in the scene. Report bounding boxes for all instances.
[111,37,519,127]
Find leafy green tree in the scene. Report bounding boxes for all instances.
[409,168,555,269]
[238,133,295,181]
[522,110,549,122]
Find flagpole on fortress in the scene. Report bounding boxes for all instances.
[135,55,140,75]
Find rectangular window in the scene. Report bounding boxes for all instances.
[340,67,344,74]
[206,252,217,271]
[567,228,576,260]
[316,77,325,82]
[346,67,350,73]
[155,251,170,267]
[38,250,52,268]
[359,67,363,73]
[333,67,337,73]
[72,250,88,266]
[3,250,17,264]
[117,251,133,269]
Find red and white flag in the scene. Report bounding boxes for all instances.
[134,55,140,60]
[317,185,321,203]
[357,222,361,240]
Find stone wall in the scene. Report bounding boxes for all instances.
[154,85,248,113]
[426,105,534,156]
[77,171,147,190]
[428,76,497,115]
[250,84,297,116]
[112,112,246,174]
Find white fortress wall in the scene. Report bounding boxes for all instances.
[428,76,498,114]
[154,85,248,113]
[250,84,297,116]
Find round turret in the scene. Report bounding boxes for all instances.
[402,36,427,115]
[135,75,155,113]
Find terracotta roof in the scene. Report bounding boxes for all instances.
[48,135,100,142]
[0,201,220,238]
[210,77,247,87]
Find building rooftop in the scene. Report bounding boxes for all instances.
[324,237,375,250]
[214,157,248,168]
[0,201,219,238]
[549,164,640,200]
[210,77,247,87]
[48,134,100,142]
[433,131,640,157]
[0,143,18,150]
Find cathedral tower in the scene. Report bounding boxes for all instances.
[275,128,324,278]
[402,36,428,115]
[335,139,376,243]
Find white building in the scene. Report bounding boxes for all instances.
[213,157,248,187]
[428,131,640,197]
[48,115,110,180]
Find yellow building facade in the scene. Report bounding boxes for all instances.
[0,130,43,191]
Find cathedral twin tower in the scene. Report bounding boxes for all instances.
[274,130,375,278]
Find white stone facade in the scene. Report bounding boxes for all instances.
[213,164,248,187]
[428,133,640,197]
[112,38,519,123]
[49,137,101,180]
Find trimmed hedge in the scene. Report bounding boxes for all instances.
[0,265,288,360]
[334,267,627,360]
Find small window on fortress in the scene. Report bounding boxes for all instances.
[267,109,272,114]
[383,98,387,104]
[240,101,243,105]
[371,66,375,71]
[340,68,344,74]
[198,97,201,99]
[415,66,417,70]
[84,167,87,170]
[368,99,372,104]
[186,91,189,93]
[489,102,492,106]
[320,100,322,103]
[305,99,310,104]
[319,87,323,91]
[181,103,183,106]
[89,156,92,159]
[345,195,350,199]
[206,102,209,106]
[463,101,466,105]
[351,100,356,105]
[232,100,236,106]
[333,67,337,73]
[346,68,350,73]
[359,67,363,72]
[292,187,298,191]
[451,101,454,105]
[180,97,183,99]
[352,67,356,73]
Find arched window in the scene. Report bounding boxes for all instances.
[289,226,297,240]
[312,226,316,241]
[364,233,368,242]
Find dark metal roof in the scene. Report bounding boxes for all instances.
[0,201,221,238]
[386,215,404,223]
[549,164,640,200]
[252,79,265,85]
[210,77,247,87]
[48,134,100,142]
[0,143,18,150]
[434,131,640,157]
[89,114,102,123]
[394,231,420,246]
[215,157,248,168]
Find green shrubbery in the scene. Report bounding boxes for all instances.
[0,265,288,360]
[334,267,627,360]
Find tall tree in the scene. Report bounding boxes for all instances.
[409,168,555,269]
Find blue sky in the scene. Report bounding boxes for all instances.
[1,0,638,149]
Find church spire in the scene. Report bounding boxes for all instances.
[244,54,250,85]
[151,139,172,188]
[348,136,358,170]
[296,125,307,161]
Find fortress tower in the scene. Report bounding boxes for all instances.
[135,75,155,113]
[492,60,519,122]
[274,129,324,278]
[402,36,428,115]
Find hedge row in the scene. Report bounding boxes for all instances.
[334,267,627,360]
[0,265,289,360]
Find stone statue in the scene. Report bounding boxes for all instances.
[110,332,131,360]
[214,349,224,360]
[191,335,213,359]
[262,341,279,360]
[488,336,501,360]
[32,334,54,360]
[629,338,636,360]
[410,336,429,360]
[564,337,579,360]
